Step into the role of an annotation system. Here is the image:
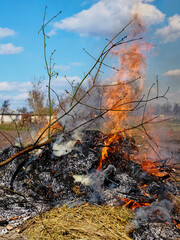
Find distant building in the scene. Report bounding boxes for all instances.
[0,109,22,124]
[0,108,59,125]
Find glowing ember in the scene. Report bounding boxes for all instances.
[174,220,180,229]
[121,197,150,210]
[138,157,169,177]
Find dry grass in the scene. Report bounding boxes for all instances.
[22,203,133,240]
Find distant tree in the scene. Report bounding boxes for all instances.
[27,80,46,116]
[1,100,10,124]
[1,100,10,112]
[173,103,180,116]
[17,107,28,114]
[161,103,172,116]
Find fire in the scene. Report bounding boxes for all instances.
[98,18,151,170]
[103,41,146,135]
[121,197,150,210]
[138,157,169,177]
[97,17,172,215]
[98,17,169,180]
[102,17,152,136]
[174,220,180,229]
[98,133,124,169]
[37,115,62,142]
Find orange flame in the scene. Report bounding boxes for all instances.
[98,18,151,170]
[174,220,180,229]
[134,155,170,177]
[121,197,150,210]
[37,115,62,142]
[98,17,168,180]
[103,41,146,135]
[98,134,124,169]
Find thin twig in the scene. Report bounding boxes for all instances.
[38,7,62,34]
[83,48,119,71]
[0,137,55,168]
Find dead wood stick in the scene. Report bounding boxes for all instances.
[0,137,55,168]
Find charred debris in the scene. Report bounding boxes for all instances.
[0,129,179,239]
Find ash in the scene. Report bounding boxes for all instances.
[0,130,179,239]
[131,223,180,240]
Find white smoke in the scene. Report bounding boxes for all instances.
[53,130,82,156]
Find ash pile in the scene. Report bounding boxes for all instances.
[0,130,179,239]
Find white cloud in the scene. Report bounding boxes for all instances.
[51,76,81,89]
[53,0,165,37]
[0,43,24,54]
[164,69,180,77]
[131,1,164,25]
[0,77,81,109]
[47,29,57,36]
[54,62,84,72]
[0,82,14,91]
[0,77,81,94]
[0,93,29,109]
[12,93,28,100]
[156,14,180,43]
[54,65,71,71]
[18,82,32,92]
[0,81,31,92]
[27,76,82,98]
[0,27,15,38]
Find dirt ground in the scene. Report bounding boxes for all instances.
[0,131,29,151]
[0,126,179,153]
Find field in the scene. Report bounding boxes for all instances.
[0,130,29,151]
[0,120,179,156]
[150,119,180,157]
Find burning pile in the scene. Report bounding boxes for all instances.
[0,129,179,239]
[0,18,179,239]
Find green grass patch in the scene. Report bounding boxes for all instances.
[0,123,28,131]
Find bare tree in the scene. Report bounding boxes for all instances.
[1,100,10,124]
[173,103,180,116]
[27,80,46,117]
[17,107,28,114]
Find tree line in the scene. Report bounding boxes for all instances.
[153,102,180,116]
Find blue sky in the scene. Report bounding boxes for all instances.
[0,0,180,110]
